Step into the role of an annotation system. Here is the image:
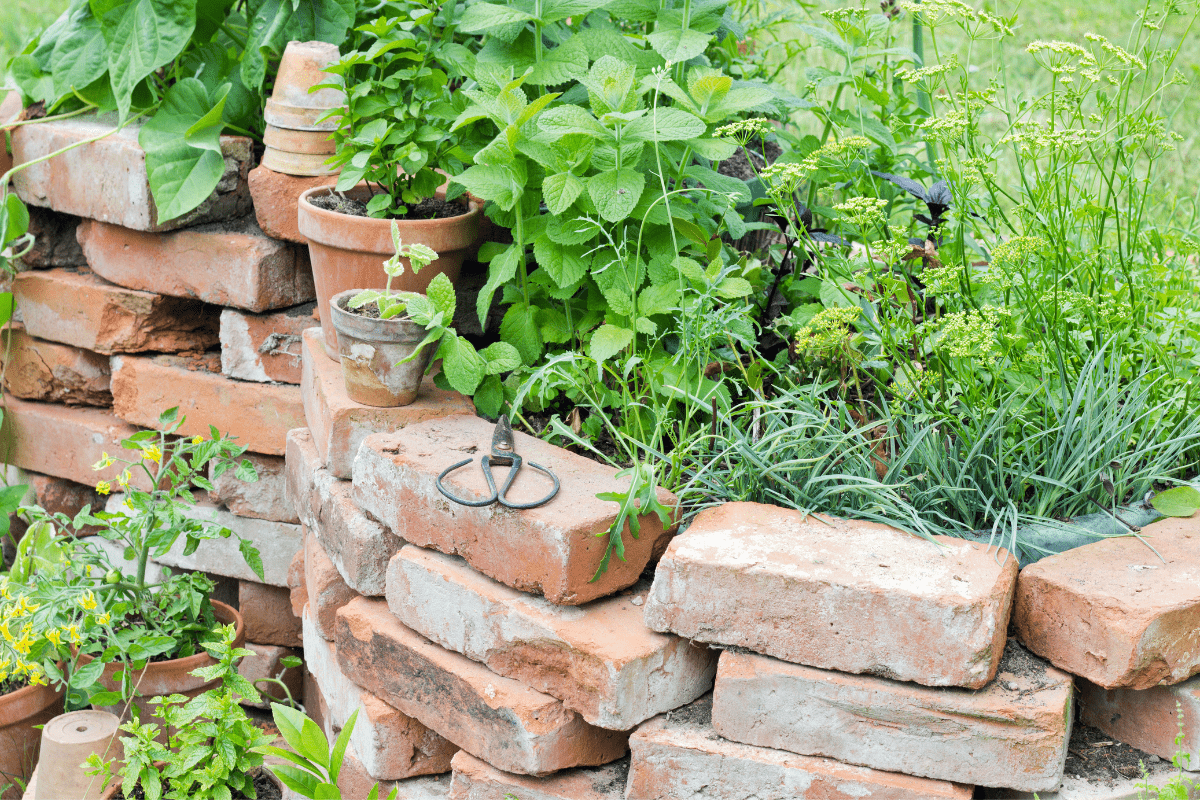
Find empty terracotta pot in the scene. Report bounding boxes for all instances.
[264,41,345,132]
[0,678,65,799]
[298,184,481,358]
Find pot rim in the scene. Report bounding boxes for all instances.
[297,183,482,242]
[329,289,429,340]
[75,599,244,675]
[0,668,65,719]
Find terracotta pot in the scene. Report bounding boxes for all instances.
[77,600,244,727]
[263,124,336,155]
[0,680,65,799]
[261,147,338,178]
[298,184,481,358]
[329,289,435,407]
[264,41,345,132]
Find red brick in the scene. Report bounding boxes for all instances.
[300,328,473,479]
[111,354,304,456]
[644,502,1016,688]
[288,548,306,618]
[711,644,1072,792]
[305,530,360,640]
[77,217,315,312]
[353,416,678,606]
[286,428,401,596]
[239,580,302,647]
[1078,676,1199,763]
[0,90,18,178]
[387,545,715,729]
[24,471,105,521]
[221,304,315,385]
[448,750,628,800]
[1,324,111,406]
[0,395,148,488]
[303,608,458,780]
[626,696,974,800]
[1014,514,1200,689]
[237,642,303,708]
[16,207,85,269]
[12,114,251,232]
[336,597,630,776]
[14,268,219,354]
[248,165,337,243]
[210,452,298,523]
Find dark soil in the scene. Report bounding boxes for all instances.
[309,191,468,220]
[521,412,630,468]
[1065,723,1168,784]
[995,640,1053,688]
[665,694,714,729]
[120,767,281,799]
[717,140,782,180]
[0,676,29,695]
[592,757,631,794]
[337,293,387,320]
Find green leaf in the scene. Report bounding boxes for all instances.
[533,237,587,288]
[472,375,505,417]
[542,171,586,216]
[624,107,706,143]
[684,164,751,203]
[1151,486,1200,518]
[51,4,109,100]
[442,336,487,395]
[638,283,680,316]
[239,539,265,581]
[536,104,609,140]
[241,0,355,92]
[91,0,197,118]
[527,37,589,86]
[716,277,753,298]
[425,273,456,319]
[459,2,535,33]
[70,657,105,690]
[477,243,523,327]
[481,342,521,375]
[454,163,525,210]
[499,303,544,365]
[589,324,633,362]
[139,78,230,224]
[588,169,644,223]
[686,136,738,161]
[646,27,711,63]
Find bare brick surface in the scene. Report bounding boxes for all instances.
[644,502,1016,688]
[210,452,298,523]
[14,268,219,354]
[78,217,315,312]
[12,114,251,231]
[1,324,111,406]
[1078,676,1199,763]
[448,751,629,800]
[387,545,715,729]
[626,696,974,800]
[286,428,401,596]
[304,530,360,640]
[248,165,337,243]
[288,548,306,618]
[300,328,473,479]
[710,644,1072,792]
[354,416,678,606]
[0,396,148,488]
[111,355,303,456]
[1014,514,1200,690]
[23,471,105,519]
[239,580,302,647]
[221,304,315,384]
[236,642,303,708]
[335,597,630,776]
[303,608,458,780]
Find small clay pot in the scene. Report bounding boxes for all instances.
[0,679,65,800]
[76,600,244,730]
[260,147,339,178]
[263,124,336,155]
[264,41,345,132]
[329,289,435,406]
[298,184,481,359]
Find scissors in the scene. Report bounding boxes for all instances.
[436,415,560,509]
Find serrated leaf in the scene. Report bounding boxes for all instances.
[624,107,706,142]
[542,171,586,216]
[673,256,706,281]
[686,136,738,161]
[646,26,710,63]
[481,341,522,374]
[454,163,525,210]
[533,237,588,289]
[536,104,609,140]
[499,303,543,365]
[476,243,523,327]
[425,273,456,319]
[588,169,644,223]
[1151,486,1200,518]
[716,276,753,298]
[92,0,197,118]
[459,2,535,33]
[638,283,680,316]
[239,538,265,581]
[589,324,633,362]
[685,164,750,203]
[472,374,505,417]
[527,37,589,86]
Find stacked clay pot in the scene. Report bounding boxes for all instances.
[261,41,344,177]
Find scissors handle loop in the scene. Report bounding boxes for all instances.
[436,455,560,509]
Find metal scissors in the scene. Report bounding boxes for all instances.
[436,415,560,509]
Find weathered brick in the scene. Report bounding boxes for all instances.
[387,545,715,729]
[300,328,473,479]
[626,696,974,800]
[644,502,1016,689]
[336,597,629,776]
[210,452,298,523]
[77,217,315,312]
[286,427,402,596]
[1078,676,1199,764]
[111,355,304,456]
[12,113,251,231]
[303,608,458,779]
[448,751,628,800]
[221,304,315,384]
[248,165,338,243]
[106,495,302,586]
[354,416,678,606]
[288,548,306,618]
[305,530,360,640]
[1,324,110,406]
[0,90,18,178]
[711,643,1072,793]
[16,207,85,269]
[1014,515,1200,690]
[239,580,302,647]
[0,396,148,488]
[14,268,219,354]
[23,471,105,519]
[236,642,303,708]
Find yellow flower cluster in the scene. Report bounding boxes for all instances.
[0,593,47,687]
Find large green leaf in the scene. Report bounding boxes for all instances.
[441,337,487,395]
[646,27,710,64]
[241,0,355,92]
[1151,486,1200,518]
[91,0,197,118]
[51,4,109,100]
[499,303,543,364]
[459,2,534,33]
[623,107,705,143]
[541,171,585,216]
[588,168,644,223]
[589,323,633,362]
[527,37,589,86]
[477,243,523,326]
[139,78,230,224]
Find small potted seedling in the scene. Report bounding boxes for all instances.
[329,221,520,407]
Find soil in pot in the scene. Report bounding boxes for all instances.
[308,191,469,220]
[0,678,65,799]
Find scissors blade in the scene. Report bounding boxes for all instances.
[491,415,516,462]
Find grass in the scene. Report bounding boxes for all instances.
[0,0,67,69]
